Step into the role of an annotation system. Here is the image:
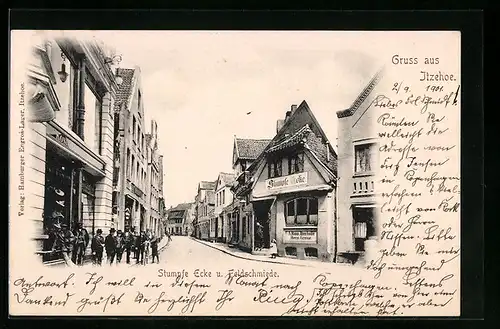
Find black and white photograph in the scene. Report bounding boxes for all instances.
[9,29,461,316]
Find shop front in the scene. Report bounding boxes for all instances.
[250,148,337,262]
[41,120,106,264]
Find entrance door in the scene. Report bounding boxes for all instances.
[254,200,273,249]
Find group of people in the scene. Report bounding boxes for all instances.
[91,227,164,266]
[48,220,169,267]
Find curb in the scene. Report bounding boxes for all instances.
[190,237,310,268]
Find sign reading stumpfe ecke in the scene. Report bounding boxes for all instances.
[265,172,307,191]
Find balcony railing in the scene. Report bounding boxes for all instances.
[352,175,375,196]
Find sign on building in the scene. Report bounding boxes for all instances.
[283,229,317,244]
[265,172,308,191]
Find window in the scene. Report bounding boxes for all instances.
[132,116,136,143]
[131,155,135,180]
[126,149,131,177]
[285,197,319,226]
[288,153,305,175]
[305,247,318,258]
[268,158,283,178]
[83,82,102,154]
[355,143,376,173]
[285,247,297,257]
[138,127,141,147]
[222,190,225,205]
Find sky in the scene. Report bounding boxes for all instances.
[75,31,388,207]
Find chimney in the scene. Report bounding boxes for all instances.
[291,104,298,114]
[276,119,285,134]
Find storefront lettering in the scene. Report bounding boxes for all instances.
[283,229,317,244]
[266,173,307,191]
[49,133,69,147]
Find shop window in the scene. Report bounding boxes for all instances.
[353,206,376,252]
[305,247,318,258]
[268,158,283,178]
[285,197,318,226]
[355,143,376,173]
[285,247,297,257]
[288,152,305,175]
[242,217,247,239]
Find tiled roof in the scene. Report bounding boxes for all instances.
[235,138,271,161]
[199,181,216,190]
[219,172,236,187]
[168,210,185,219]
[114,68,136,112]
[171,202,193,211]
[266,124,312,153]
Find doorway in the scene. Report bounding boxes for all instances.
[253,199,273,249]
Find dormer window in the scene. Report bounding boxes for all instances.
[288,152,304,175]
[268,158,282,178]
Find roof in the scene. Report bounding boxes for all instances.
[336,68,384,118]
[114,68,136,112]
[266,124,312,153]
[170,202,193,211]
[250,100,338,176]
[199,181,216,190]
[235,138,271,161]
[218,172,236,187]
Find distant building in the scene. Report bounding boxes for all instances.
[145,121,164,238]
[229,137,271,250]
[213,172,236,243]
[166,202,194,235]
[113,67,149,233]
[336,70,383,265]
[193,181,216,240]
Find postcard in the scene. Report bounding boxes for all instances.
[9,30,460,316]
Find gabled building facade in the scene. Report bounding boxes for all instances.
[233,102,338,262]
[336,69,384,265]
[229,137,271,249]
[145,120,164,238]
[193,181,216,240]
[213,172,235,243]
[166,202,194,236]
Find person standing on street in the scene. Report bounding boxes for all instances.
[124,228,134,264]
[72,222,89,265]
[151,233,159,263]
[91,229,104,266]
[115,230,125,264]
[134,229,142,264]
[105,228,117,265]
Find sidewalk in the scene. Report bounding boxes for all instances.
[191,237,362,271]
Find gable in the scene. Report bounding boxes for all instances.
[251,149,332,199]
[232,140,239,167]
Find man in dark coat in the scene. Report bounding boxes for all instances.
[123,228,134,264]
[105,228,117,265]
[150,233,159,263]
[134,229,142,264]
[72,222,89,265]
[91,229,104,266]
[115,230,125,264]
